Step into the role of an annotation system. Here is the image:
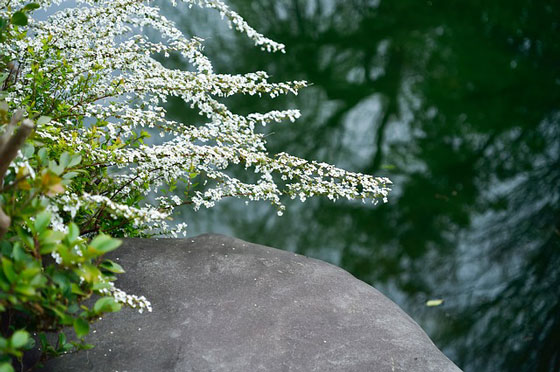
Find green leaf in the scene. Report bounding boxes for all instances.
[92,282,112,291]
[0,18,8,31]
[68,303,79,314]
[38,333,48,350]
[68,154,82,168]
[20,267,41,279]
[70,283,86,296]
[381,164,396,170]
[57,332,67,350]
[59,152,70,168]
[89,234,121,254]
[10,330,29,349]
[62,171,79,180]
[38,243,55,255]
[29,274,45,287]
[23,3,41,11]
[75,264,101,282]
[0,362,15,372]
[48,160,64,176]
[93,297,121,314]
[67,223,79,243]
[22,143,34,158]
[34,210,51,233]
[39,229,64,245]
[72,342,94,351]
[14,284,35,296]
[1,257,17,283]
[426,299,444,307]
[38,147,48,164]
[11,244,28,262]
[0,240,11,255]
[36,116,51,126]
[52,272,70,292]
[11,12,28,26]
[61,341,73,352]
[99,259,125,274]
[73,317,89,338]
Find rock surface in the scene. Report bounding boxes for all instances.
[37,234,461,372]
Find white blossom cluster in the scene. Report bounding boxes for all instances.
[2,0,391,236]
[99,283,153,313]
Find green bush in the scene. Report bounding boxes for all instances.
[0,4,143,370]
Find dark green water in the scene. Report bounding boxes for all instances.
[161,1,560,371]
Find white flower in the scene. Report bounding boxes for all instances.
[3,0,391,235]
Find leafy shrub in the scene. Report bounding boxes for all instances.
[0,0,391,370]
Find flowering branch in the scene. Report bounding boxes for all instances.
[1,0,391,236]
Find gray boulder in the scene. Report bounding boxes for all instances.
[37,234,461,372]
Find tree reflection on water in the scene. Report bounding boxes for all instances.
[163,1,560,370]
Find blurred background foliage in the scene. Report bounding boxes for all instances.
[159,0,560,370]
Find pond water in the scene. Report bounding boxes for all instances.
[160,1,560,370]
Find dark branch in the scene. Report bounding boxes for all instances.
[0,111,35,238]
